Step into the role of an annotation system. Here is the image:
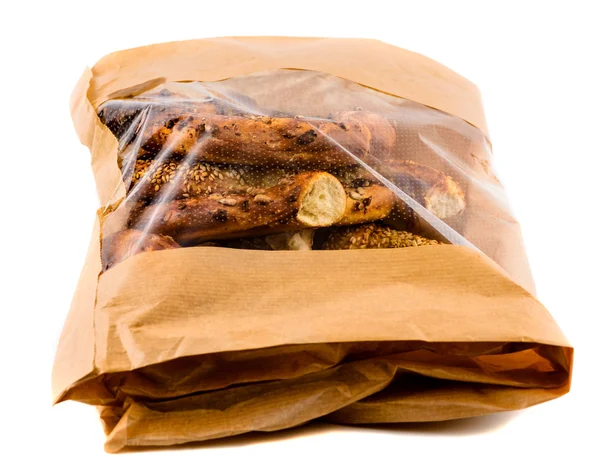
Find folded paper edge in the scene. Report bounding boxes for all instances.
[86,37,490,140]
[52,238,572,407]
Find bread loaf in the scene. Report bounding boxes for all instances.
[125,159,295,202]
[124,159,398,225]
[122,156,464,247]
[129,172,346,244]
[107,108,395,168]
[101,92,464,258]
[98,89,261,146]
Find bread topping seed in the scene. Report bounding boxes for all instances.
[349,191,363,201]
[254,194,271,204]
[219,198,237,206]
[324,224,442,250]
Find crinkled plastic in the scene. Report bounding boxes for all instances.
[52,38,571,453]
[97,71,530,286]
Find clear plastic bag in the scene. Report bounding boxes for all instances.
[97,70,531,290]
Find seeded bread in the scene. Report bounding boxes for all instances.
[106,108,396,168]
[124,158,400,227]
[102,229,180,270]
[337,184,396,225]
[129,172,347,245]
[322,223,443,250]
[98,89,260,147]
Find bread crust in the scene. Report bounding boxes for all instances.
[129,172,346,244]
[340,161,466,219]
[322,223,442,250]
[110,109,395,168]
[122,158,464,248]
[102,229,180,270]
[124,160,290,203]
[387,160,466,219]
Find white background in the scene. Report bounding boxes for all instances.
[1,1,597,456]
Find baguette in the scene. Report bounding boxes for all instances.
[113,110,395,168]
[321,223,443,250]
[98,98,220,148]
[98,89,261,143]
[124,159,288,202]
[124,159,463,239]
[102,229,180,270]
[129,172,346,244]
[123,159,397,227]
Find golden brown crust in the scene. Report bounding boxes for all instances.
[98,97,220,147]
[114,110,395,168]
[334,110,398,157]
[121,158,463,247]
[321,223,443,250]
[125,159,397,226]
[338,161,465,220]
[337,184,396,226]
[385,160,466,219]
[333,161,465,222]
[98,89,261,145]
[101,229,180,270]
[124,159,291,203]
[129,172,346,244]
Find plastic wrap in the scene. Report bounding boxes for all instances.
[96,72,532,287]
[52,38,571,452]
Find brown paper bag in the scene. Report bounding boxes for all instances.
[52,37,572,453]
